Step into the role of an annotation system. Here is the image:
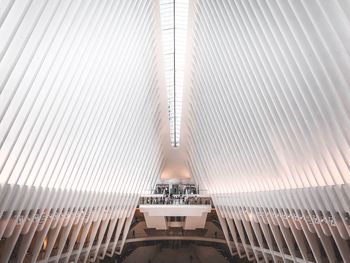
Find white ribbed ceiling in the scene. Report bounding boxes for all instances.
[183,0,350,194]
[1,0,349,214]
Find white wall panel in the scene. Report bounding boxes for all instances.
[183,0,350,261]
[185,0,350,194]
[0,0,166,261]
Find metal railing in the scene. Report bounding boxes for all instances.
[139,195,212,206]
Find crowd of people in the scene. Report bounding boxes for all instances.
[140,195,211,205]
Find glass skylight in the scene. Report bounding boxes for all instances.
[160,0,189,147]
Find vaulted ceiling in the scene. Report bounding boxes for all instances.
[2,0,349,207]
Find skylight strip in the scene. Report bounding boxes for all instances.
[160,0,189,147]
